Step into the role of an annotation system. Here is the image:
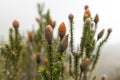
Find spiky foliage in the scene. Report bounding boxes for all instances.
[0,3,112,80]
[68,5,112,80]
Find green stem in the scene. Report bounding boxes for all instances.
[58,52,64,80]
[74,55,78,80]
[69,55,72,75]
[70,19,74,55]
[90,32,111,74]
[80,24,90,57]
[94,24,97,34]
[79,72,82,80]
[47,44,53,80]
[36,64,40,80]
[69,17,74,79]
[15,28,18,50]
[83,72,87,80]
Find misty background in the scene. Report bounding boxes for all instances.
[0,0,120,78]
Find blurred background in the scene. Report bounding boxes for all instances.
[0,0,120,79]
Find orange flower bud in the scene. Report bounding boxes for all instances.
[44,58,48,66]
[97,29,105,40]
[36,52,41,64]
[80,58,90,72]
[28,32,33,42]
[82,58,90,65]
[94,14,99,24]
[84,9,91,17]
[59,34,68,53]
[58,22,66,39]
[68,13,74,20]
[45,25,53,44]
[84,5,89,10]
[107,28,112,34]
[12,20,19,28]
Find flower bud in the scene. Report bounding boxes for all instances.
[85,18,91,25]
[45,25,53,44]
[36,17,40,23]
[80,58,90,72]
[44,58,48,66]
[28,32,33,42]
[49,16,53,26]
[68,13,74,20]
[12,20,19,28]
[94,14,99,24]
[36,52,41,64]
[97,29,105,40]
[107,28,112,34]
[101,74,107,80]
[59,34,68,53]
[84,9,91,17]
[51,21,56,29]
[58,22,66,39]
[84,5,89,10]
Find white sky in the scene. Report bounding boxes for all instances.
[0,0,120,46]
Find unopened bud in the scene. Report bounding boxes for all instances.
[101,74,107,80]
[12,20,19,28]
[51,21,56,28]
[84,9,91,17]
[84,5,89,10]
[68,13,74,20]
[36,17,40,23]
[44,58,48,66]
[85,18,91,25]
[58,22,66,39]
[107,28,112,34]
[59,34,68,53]
[97,29,105,40]
[49,16,53,26]
[94,14,99,24]
[45,25,53,44]
[28,32,33,42]
[80,58,90,72]
[36,52,41,64]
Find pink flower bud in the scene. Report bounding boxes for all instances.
[36,52,41,64]
[101,74,107,80]
[97,29,105,40]
[85,18,91,25]
[68,13,74,20]
[84,5,89,10]
[12,20,19,28]
[28,32,33,42]
[107,28,112,34]
[45,25,53,44]
[94,14,99,24]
